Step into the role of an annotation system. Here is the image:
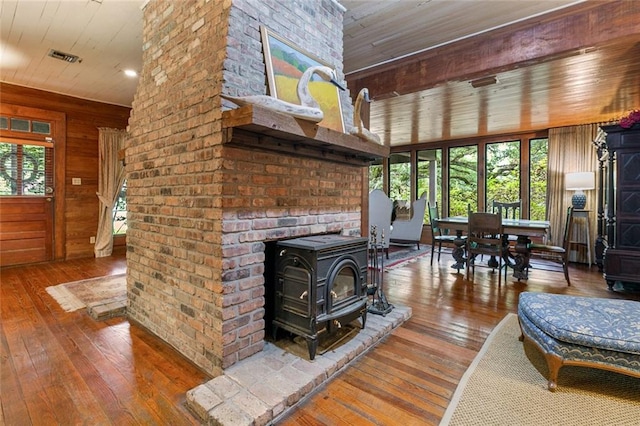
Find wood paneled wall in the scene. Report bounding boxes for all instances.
[1,83,131,259]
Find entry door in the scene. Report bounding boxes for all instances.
[0,105,64,267]
[0,197,53,266]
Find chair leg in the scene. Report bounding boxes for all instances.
[437,241,442,262]
[563,261,571,286]
[466,262,470,281]
[430,244,435,266]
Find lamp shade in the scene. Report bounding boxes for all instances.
[565,172,595,209]
[565,172,595,190]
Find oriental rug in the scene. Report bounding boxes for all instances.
[373,244,433,271]
[440,313,640,426]
[46,273,127,320]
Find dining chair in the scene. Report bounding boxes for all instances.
[527,206,574,286]
[492,200,522,219]
[428,201,458,265]
[466,212,504,286]
[492,199,521,256]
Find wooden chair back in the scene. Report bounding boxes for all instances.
[492,200,521,219]
[428,202,442,236]
[527,205,574,286]
[467,212,503,255]
[466,212,504,284]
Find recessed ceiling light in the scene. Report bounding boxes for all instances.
[124,69,138,77]
[0,42,27,68]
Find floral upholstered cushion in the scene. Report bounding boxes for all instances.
[519,311,640,374]
[518,292,640,355]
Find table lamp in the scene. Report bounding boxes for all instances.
[565,171,595,209]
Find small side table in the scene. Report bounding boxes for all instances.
[569,209,592,266]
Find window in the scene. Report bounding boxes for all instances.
[9,118,30,132]
[1,117,51,135]
[113,181,127,235]
[486,140,520,209]
[448,145,477,216]
[529,138,548,220]
[369,158,384,191]
[388,152,411,202]
[417,148,442,219]
[32,121,52,134]
[385,131,548,220]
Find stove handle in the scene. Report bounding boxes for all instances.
[299,290,308,299]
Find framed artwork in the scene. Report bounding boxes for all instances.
[260,26,345,133]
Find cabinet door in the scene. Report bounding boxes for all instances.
[616,151,640,249]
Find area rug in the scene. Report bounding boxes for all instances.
[46,273,127,319]
[374,245,432,271]
[440,313,640,426]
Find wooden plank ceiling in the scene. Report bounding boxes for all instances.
[344,1,640,146]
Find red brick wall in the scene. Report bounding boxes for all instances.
[218,146,362,367]
[126,0,356,375]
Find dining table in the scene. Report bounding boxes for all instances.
[436,216,552,280]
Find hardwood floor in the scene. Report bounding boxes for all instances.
[277,255,640,425]
[2,249,638,425]
[0,250,210,425]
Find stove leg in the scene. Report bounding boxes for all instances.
[306,337,318,360]
[361,309,367,328]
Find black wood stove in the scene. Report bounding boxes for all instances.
[272,235,368,360]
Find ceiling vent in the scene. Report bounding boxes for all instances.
[48,49,81,63]
[470,75,499,88]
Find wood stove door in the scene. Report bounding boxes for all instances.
[278,266,312,317]
[274,260,318,338]
[327,258,361,313]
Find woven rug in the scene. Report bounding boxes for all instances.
[46,274,127,319]
[376,244,432,270]
[440,313,640,425]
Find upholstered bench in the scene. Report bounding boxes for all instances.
[517,292,640,391]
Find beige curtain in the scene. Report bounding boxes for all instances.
[547,123,599,264]
[95,128,127,257]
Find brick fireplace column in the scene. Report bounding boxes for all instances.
[125,0,359,375]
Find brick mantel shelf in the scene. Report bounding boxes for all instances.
[222,104,389,166]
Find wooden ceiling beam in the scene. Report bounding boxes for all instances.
[347,1,640,100]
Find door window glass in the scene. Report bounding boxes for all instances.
[0,142,51,195]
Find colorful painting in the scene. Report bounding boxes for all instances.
[260,26,345,133]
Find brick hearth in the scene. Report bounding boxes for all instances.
[186,305,411,425]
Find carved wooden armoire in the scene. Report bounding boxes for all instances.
[597,124,640,289]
